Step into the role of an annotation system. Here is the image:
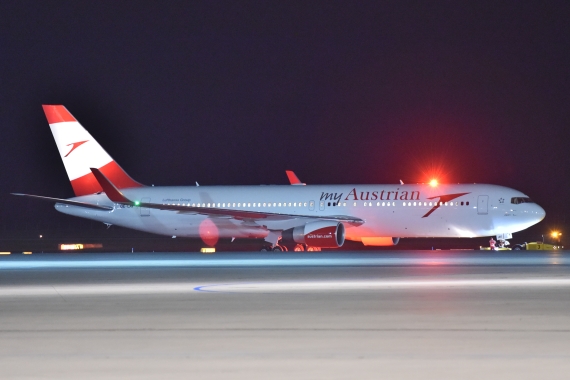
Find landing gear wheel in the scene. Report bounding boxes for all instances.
[293,244,305,252]
[273,246,284,252]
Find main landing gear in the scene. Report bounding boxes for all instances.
[260,244,289,252]
[260,243,321,252]
[261,245,285,252]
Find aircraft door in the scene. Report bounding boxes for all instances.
[477,195,488,215]
[140,197,150,216]
[309,200,315,211]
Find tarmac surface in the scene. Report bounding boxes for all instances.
[1,250,570,379]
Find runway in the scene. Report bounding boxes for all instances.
[1,251,570,379]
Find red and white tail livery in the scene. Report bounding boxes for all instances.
[43,105,142,196]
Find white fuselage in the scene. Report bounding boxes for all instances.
[55,183,545,242]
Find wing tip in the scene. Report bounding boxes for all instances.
[286,170,305,185]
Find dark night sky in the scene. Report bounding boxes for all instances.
[1,1,569,237]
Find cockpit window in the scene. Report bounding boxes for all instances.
[511,197,534,204]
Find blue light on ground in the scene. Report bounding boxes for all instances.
[0,251,568,270]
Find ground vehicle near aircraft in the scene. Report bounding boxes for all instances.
[13,105,546,251]
[511,242,560,250]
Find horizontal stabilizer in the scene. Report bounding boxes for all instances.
[12,193,113,211]
[90,168,132,203]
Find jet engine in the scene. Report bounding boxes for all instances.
[282,221,345,248]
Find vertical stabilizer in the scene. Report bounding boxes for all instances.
[43,105,143,196]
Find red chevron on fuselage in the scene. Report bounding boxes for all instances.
[422,192,471,218]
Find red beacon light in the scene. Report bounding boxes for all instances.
[429,179,438,187]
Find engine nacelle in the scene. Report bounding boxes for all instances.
[282,221,345,248]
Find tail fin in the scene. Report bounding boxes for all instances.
[43,105,144,196]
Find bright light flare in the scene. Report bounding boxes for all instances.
[199,218,219,247]
[551,231,561,238]
[417,159,449,186]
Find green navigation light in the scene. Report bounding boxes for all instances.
[134,201,140,206]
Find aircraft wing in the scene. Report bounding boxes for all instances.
[90,168,363,225]
[12,193,114,211]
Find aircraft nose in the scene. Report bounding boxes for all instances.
[537,203,546,220]
[530,203,546,223]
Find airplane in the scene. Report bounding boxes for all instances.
[13,105,546,251]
